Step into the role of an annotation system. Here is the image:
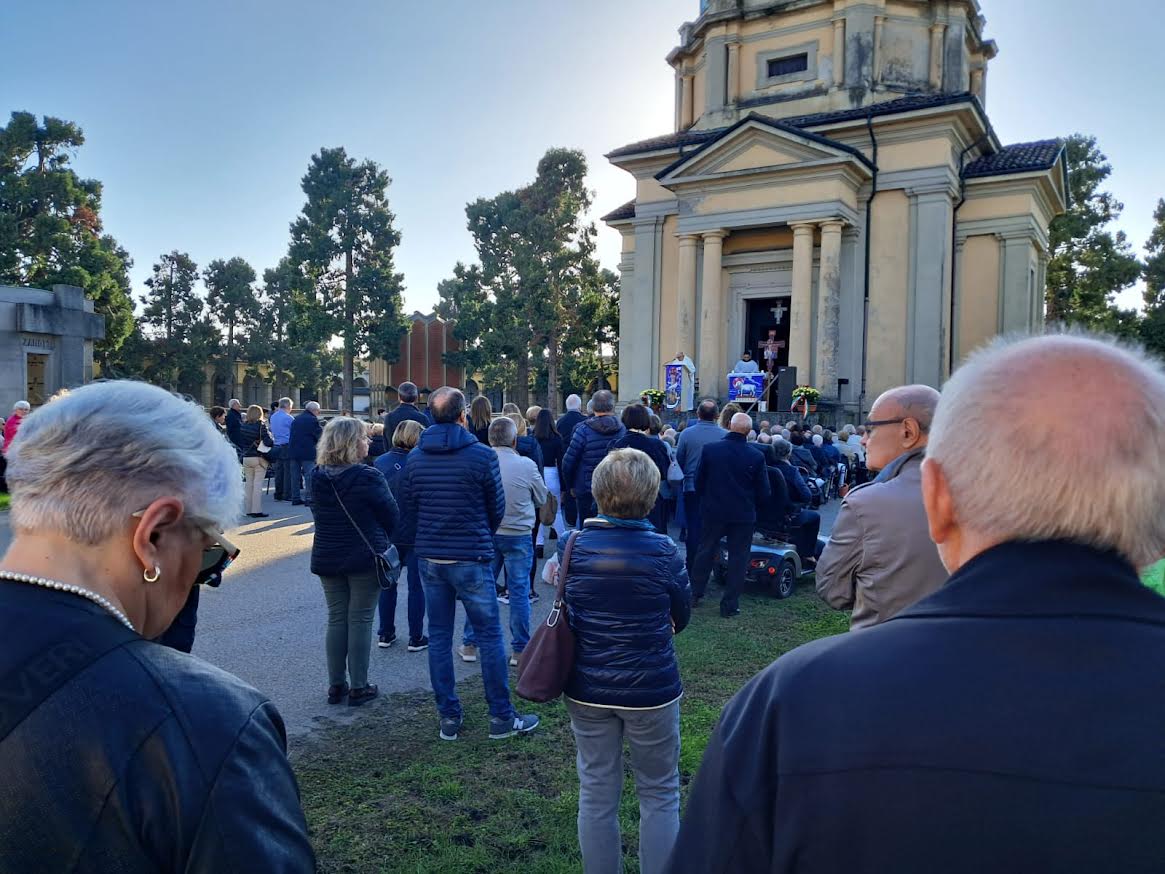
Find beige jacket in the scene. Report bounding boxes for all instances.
[815,449,948,629]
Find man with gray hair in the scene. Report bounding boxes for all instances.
[556,394,587,526]
[383,381,430,436]
[225,398,243,445]
[269,397,295,501]
[288,401,323,505]
[676,399,726,570]
[561,390,625,523]
[487,416,547,665]
[815,384,948,629]
[668,332,1165,872]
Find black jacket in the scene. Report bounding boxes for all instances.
[235,420,272,458]
[609,430,671,486]
[561,520,691,708]
[225,406,243,444]
[309,464,399,576]
[556,409,586,448]
[383,403,430,437]
[561,415,626,496]
[667,541,1165,874]
[694,433,770,524]
[0,583,314,873]
[398,423,505,562]
[288,410,322,461]
[536,433,565,469]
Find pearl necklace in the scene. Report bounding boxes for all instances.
[0,572,137,633]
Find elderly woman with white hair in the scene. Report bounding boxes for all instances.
[0,381,314,872]
[560,448,691,874]
[2,399,30,455]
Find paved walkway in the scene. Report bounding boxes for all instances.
[0,489,841,749]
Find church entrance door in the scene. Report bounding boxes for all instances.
[26,353,49,405]
[746,296,790,373]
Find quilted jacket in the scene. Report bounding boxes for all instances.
[309,464,399,576]
[397,424,505,562]
[561,415,626,496]
[560,520,691,708]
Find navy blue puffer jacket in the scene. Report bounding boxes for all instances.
[560,520,691,708]
[561,415,626,496]
[397,423,504,562]
[309,464,399,576]
[374,447,415,546]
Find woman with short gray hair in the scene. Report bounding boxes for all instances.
[309,416,400,706]
[0,380,314,871]
[560,448,691,874]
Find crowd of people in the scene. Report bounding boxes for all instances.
[1,330,1164,872]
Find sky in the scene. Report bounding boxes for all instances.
[3,0,1163,312]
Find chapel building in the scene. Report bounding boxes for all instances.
[603,0,1066,415]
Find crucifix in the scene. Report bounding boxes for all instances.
[770,301,788,324]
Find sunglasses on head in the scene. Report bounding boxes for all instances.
[132,510,241,588]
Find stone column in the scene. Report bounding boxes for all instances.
[697,231,727,399]
[832,19,846,88]
[789,222,817,382]
[970,67,984,101]
[929,24,947,90]
[873,15,885,84]
[680,75,694,129]
[726,41,741,104]
[676,235,699,358]
[815,221,844,397]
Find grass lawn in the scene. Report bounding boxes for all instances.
[294,586,849,873]
[0,493,9,512]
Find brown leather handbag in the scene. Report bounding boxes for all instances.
[516,529,579,703]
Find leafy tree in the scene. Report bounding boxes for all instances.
[288,147,407,412]
[204,256,258,399]
[560,266,620,396]
[250,256,334,397]
[1140,199,1165,357]
[0,111,135,364]
[438,261,523,396]
[134,251,217,390]
[1045,134,1142,330]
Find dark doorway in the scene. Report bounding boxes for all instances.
[746,296,791,374]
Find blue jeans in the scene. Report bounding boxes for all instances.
[419,558,516,722]
[290,459,315,503]
[377,546,425,641]
[462,534,533,652]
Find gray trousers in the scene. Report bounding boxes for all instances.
[319,571,380,689]
[567,698,682,874]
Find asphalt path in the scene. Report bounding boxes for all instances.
[0,487,839,749]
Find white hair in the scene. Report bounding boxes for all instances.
[746,430,757,442]
[812,433,823,446]
[228,398,241,408]
[566,394,582,412]
[305,401,321,413]
[586,399,594,414]
[929,332,1165,568]
[278,397,293,410]
[13,400,30,412]
[7,381,243,543]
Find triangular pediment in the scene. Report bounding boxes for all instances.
[657,116,872,184]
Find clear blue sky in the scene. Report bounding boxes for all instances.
[4,0,1162,312]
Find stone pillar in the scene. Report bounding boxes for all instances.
[832,18,846,89]
[970,67,985,101]
[789,222,817,382]
[697,231,727,399]
[705,40,728,116]
[726,41,741,104]
[619,218,662,403]
[908,190,955,386]
[929,24,947,90]
[815,221,844,397]
[676,235,699,358]
[680,75,694,129]
[873,15,885,84]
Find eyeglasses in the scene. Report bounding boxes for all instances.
[862,417,907,435]
[131,510,241,588]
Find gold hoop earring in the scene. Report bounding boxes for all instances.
[143,566,161,583]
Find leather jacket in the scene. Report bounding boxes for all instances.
[0,582,315,873]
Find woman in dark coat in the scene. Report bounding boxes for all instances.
[609,404,672,534]
[469,395,493,445]
[559,447,691,874]
[235,405,273,518]
[309,416,399,706]
[534,409,567,554]
[373,419,427,651]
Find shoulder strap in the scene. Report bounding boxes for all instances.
[0,609,139,743]
[556,529,580,602]
[326,472,379,560]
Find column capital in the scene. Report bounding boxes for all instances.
[701,229,728,242]
[929,22,948,34]
[676,233,700,244]
[820,219,846,234]
[789,221,818,235]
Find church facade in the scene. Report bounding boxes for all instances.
[603,0,1066,416]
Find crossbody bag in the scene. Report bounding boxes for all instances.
[326,473,402,591]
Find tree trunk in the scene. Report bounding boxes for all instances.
[226,322,237,400]
[546,333,559,416]
[343,248,354,413]
[515,355,530,410]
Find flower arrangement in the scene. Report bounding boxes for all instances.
[640,388,666,407]
[790,385,820,404]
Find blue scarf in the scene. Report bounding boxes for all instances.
[593,515,655,530]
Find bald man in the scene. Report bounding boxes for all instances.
[670,333,1165,872]
[815,384,948,628]
[690,412,770,617]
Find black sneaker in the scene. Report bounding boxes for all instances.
[407,636,429,652]
[378,632,397,649]
[440,717,462,741]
